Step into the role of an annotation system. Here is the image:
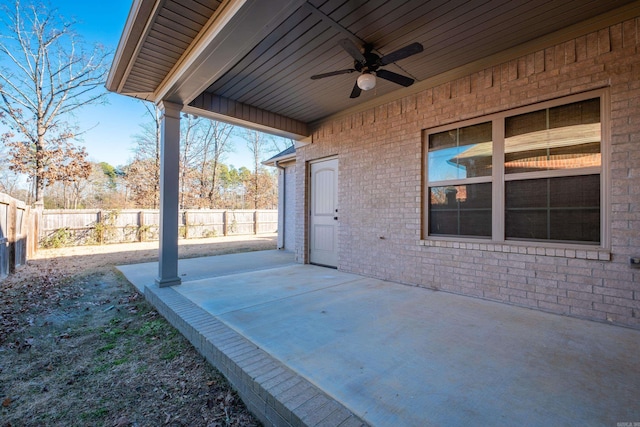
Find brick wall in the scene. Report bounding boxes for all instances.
[295,16,640,329]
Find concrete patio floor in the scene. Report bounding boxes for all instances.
[118,250,640,427]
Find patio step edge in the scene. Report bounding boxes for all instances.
[142,283,369,427]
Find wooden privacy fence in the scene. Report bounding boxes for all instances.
[0,193,38,281]
[40,209,278,246]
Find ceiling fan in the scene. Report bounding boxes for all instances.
[310,39,423,98]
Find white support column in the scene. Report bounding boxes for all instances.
[156,101,182,287]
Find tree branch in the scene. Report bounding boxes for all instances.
[0,0,112,202]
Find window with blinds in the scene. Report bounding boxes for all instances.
[425,92,604,245]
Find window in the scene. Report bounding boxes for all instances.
[429,183,492,237]
[427,122,493,238]
[425,92,604,245]
[505,175,600,243]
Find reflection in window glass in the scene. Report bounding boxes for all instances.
[429,183,492,237]
[428,122,492,181]
[505,175,600,243]
[505,99,600,174]
[424,94,603,245]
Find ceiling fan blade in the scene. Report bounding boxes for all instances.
[339,39,366,63]
[379,42,424,66]
[349,81,362,98]
[310,69,356,80]
[376,69,415,87]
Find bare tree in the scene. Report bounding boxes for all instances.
[58,145,92,208]
[129,102,161,208]
[179,114,203,208]
[4,126,91,207]
[197,120,234,208]
[242,130,265,209]
[0,143,24,197]
[0,0,110,203]
[123,158,158,208]
[242,129,293,209]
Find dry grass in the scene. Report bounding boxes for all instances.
[1,235,276,426]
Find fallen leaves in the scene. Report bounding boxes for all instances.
[0,240,270,426]
[0,258,83,345]
[8,338,33,352]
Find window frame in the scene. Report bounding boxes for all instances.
[422,88,609,250]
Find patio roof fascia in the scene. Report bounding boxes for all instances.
[154,0,309,106]
[108,0,310,139]
[105,0,159,98]
[181,103,309,140]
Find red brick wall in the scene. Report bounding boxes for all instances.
[296,17,640,329]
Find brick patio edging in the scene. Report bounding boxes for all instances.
[143,283,368,427]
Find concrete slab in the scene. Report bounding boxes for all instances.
[118,249,295,292]
[175,265,360,315]
[119,251,640,427]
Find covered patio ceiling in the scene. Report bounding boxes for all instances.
[107,0,639,139]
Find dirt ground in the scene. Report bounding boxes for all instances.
[1,234,277,427]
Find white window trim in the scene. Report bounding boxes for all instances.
[422,88,610,257]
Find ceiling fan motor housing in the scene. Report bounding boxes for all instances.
[310,39,423,98]
[355,48,381,74]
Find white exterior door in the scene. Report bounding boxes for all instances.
[309,158,338,267]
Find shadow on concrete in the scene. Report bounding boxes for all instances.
[119,250,640,427]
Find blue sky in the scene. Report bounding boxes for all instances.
[46,0,257,169]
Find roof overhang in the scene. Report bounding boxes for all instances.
[108,0,309,138]
[108,0,640,141]
[262,145,296,167]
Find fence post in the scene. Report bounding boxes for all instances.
[254,210,258,235]
[223,211,228,236]
[138,210,145,242]
[183,210,189,239]
[19,206,29,265]
[96,210,104,244]
[8,199,16,274]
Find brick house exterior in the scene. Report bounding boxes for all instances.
[108,2,640,329]
[296,17,640,329]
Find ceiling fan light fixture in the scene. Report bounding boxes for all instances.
[357,73,376,91]
[309,39,423,98]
